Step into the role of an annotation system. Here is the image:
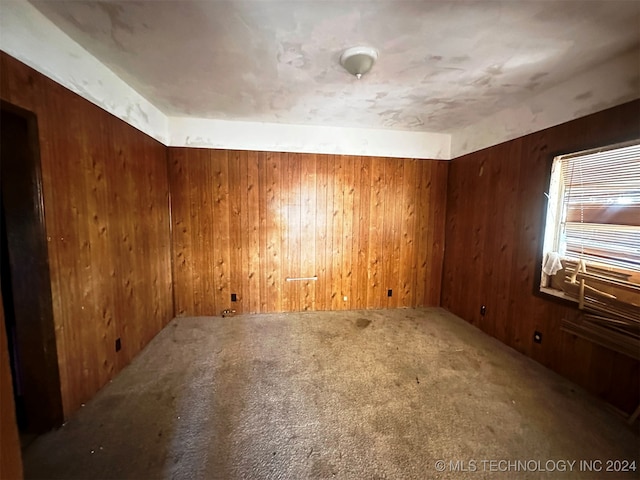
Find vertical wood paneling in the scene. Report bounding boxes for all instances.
[485,143,521,343]
[429,161,448,306]
[286,153,301,311]
[442,100,640,414]
[300,154,317,310]
[246,152,261,313]
[140,139,168,344]
[367,158,385,309]
[330,156,344,310]
[257,152,269,312]
[190,150,206,315]
[350,157,362,308]
[399,159,418,308]
[84,109,114,389]
[169,148,193,316]
[386,159,404,308]
[212,150,231,313]
[341,156,355,310]
[1,53,173,419]
[356,158,372,308]
[414,161,432,306]
[266,152,283,312]
[169,149,448,315]
[228,150,244,312]
[315,155,330,311]
[191,149,212,315]
[427,162,449,305]
[55,92,96,407]
[324,155,336,310]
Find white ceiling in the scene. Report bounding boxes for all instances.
[27,0,640,134]
[1,1,638,159]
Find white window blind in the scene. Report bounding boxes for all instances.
[558,142,640,272]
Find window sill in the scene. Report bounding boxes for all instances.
[538,286,580,308]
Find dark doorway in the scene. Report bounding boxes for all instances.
[1,102,63,435]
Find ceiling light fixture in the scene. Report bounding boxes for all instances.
[340,46,378,79]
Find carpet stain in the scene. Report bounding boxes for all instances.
[311,458,337,478]
[356,318,371,329]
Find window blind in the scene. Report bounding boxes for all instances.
[559,142,640,272]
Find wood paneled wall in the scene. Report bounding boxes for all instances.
[0,53,174,418]
[442,100,640,414]
[169,149,448,315]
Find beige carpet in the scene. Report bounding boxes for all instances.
[23,308,639,479]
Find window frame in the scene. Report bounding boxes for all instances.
[535,137,640,306]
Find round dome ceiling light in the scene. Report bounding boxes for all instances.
[340,46,378,79]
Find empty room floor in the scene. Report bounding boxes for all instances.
[23,308,639,479]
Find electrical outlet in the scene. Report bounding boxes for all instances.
[231,293,237,302]
[387,289,393,297]
[480,305,486,316]
[115,338,121,352]
[533,331,542,344]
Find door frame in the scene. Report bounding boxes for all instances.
[1,100,63,432]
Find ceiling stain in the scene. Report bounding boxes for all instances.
[472,76,493,87]
[574,91,593,101]
[485,64,504,76]
[98,3,135,53]
[451,55,471,63]
[530,72,549,82]
[406,116,425,128]
[29,0,640,133]
[277,42,309,69]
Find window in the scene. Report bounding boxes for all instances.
[540,140,640,359]
[542,140,640,280]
